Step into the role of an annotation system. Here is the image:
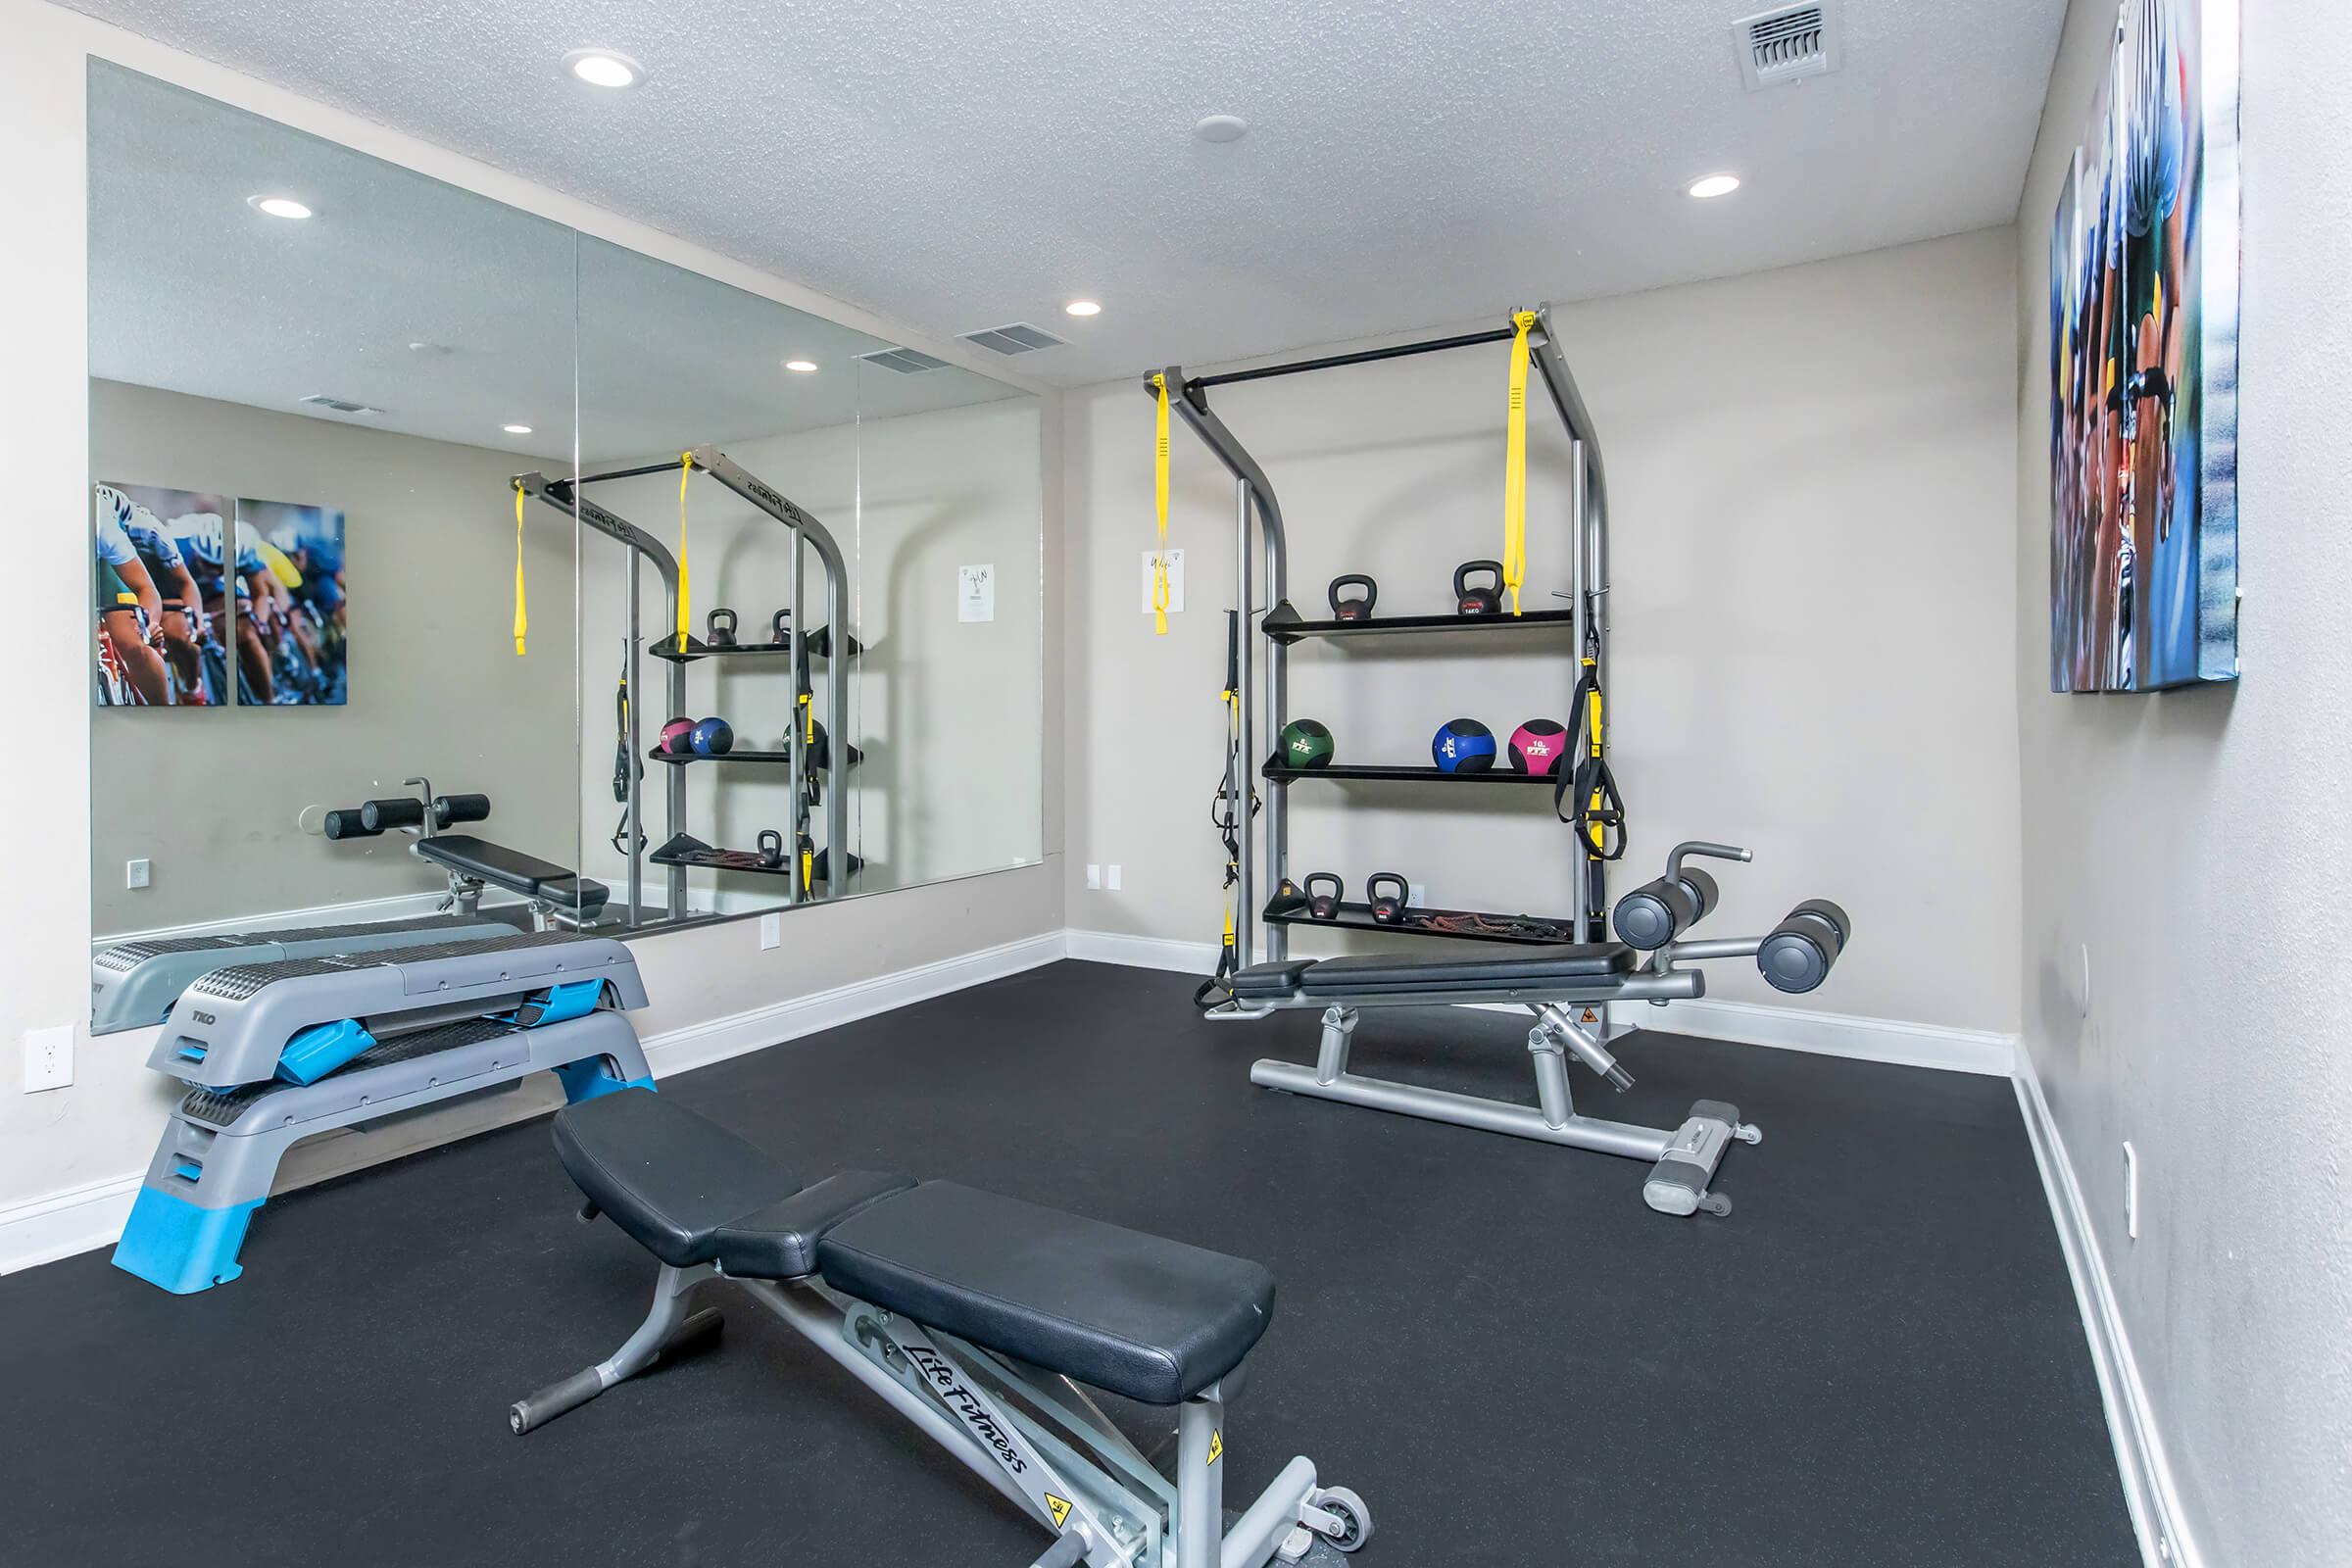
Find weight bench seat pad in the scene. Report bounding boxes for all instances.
[552,1089,800,1270]
[418,834,610,915]
[1299,942,1636,991]
[818,1182,1276,1406]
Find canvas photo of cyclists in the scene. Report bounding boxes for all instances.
[2046,0,2239,694]
[235,500,350,706]
[92,481,239,709]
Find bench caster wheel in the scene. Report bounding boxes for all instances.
[1698,1191,1733,1218]
[1311,1486,1371,1552]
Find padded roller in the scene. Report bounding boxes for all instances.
[1757,900,1850,994]
[1613,866,1719,951]
[433,793,492,827]
[360,797,427,833]
[321,808,378,841]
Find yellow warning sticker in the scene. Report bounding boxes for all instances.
[1580,1007,1599,1024]
[1205,1430,1223,1467]
[1045,1494,1073,1529]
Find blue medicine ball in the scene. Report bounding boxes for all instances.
[690,715,735,757]
[1432,717,1496,773]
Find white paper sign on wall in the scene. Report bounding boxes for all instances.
[959,564,996,622]
[1141,548,1185,614]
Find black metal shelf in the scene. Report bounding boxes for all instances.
[1262,602,1579,645]
[1263,758,1554,786]
[649,834,859,881]
[1262,894,1588,947]
[648,743,862,769]
[649,630,859,665]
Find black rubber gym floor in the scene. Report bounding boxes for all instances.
[0,960,2135,1567]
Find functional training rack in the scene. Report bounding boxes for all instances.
[515,448,854,919]
[1150,305,1611,967]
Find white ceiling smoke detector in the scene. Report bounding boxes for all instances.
[1733,3,1840,91]
[1195,115,1249,144]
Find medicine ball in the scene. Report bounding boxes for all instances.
[689,715,734,757]
[659,716,696,756]
[1508,719,1569,776]
[1432,717,1496,773]
[1278,718,1336,769]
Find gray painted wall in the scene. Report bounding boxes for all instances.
[2015,2,2352,1563]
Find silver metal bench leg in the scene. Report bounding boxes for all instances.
[510,1262,721,1433]
[1177,1393,1224,1568]
[1313,1006,1355,1086]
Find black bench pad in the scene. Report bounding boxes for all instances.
[714,1169,917,1279]
[552,1089,798,1269]
[1299,942,1636,991]
[1227,959,1314,998]
[818,1182,1275,1405]
[418,834,610,914]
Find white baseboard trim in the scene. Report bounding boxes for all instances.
[1059,928,2016,1076]
[0,929,1066,1279]
[2013,1045,2200,1568]
[643,931,1066,1078]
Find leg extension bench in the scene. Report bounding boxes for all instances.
[514,1089,1372,1568]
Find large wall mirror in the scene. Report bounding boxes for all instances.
[86,64,1045,1037]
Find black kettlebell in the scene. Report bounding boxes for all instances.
[707,607,739,648]
[1327,574,1378,623]
[757,828,785,868]
[1304,872,1344,920]
[769,609,793,646]
[1454,561,1503,615]
[1366,872,1410,924]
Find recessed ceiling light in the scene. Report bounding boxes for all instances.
[564,48,644,88]
[1063,300,1102,318]
[247,195,312,220]
[783,359,818,373]
[1686,173,1741,200]
[1195,114,1249,144]
[503,423,534,435]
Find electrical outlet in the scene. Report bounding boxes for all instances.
[2123,1142,2139,1240]
[759,912,781,951]
[1086,863,1101,890]
[24,1026,73,1093]
[1107,864,1123,892]
[126,858,152,890]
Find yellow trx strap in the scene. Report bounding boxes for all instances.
[800,691,814,746]
[1583,651,1606,849]
[1502,310,1537,615]
[512,483,528,656]
[676,453,694,647]
[1152,373,1172,636]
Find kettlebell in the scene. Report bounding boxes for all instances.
[1453,561,1503,615]
[1326,574,1378,623]
[689,715,734,757]
[757,828,785,868]
[1304,872,1344,920]
[659,716,696,755]
[769,609,794,646]
[1366,872,1410,925]
[706,607,739,648]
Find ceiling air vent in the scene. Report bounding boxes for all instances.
[956,322,1068,357]
[298,393,385,416]
[858,346,952,375]
[1734,2,1839,91]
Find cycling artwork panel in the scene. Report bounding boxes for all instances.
[92,481,239,710]
[235,500,351,707]
[2046,0,2239,693]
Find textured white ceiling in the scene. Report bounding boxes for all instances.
[74,0,2067,389]
[89,65,1021,462]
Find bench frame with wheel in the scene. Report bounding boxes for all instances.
[514,1089,1371,1567]
[1227,842,1850,1217]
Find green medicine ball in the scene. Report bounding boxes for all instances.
[1279,718,1336,769]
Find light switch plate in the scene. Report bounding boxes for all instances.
[126,858,152,890]
[760,912,781,951]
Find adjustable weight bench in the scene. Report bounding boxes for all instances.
[515,1089,1372,1568]
[323,777,611,929]
[1223,843,1850,1217]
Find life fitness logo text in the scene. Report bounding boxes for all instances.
[907,1346,1026,1474]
